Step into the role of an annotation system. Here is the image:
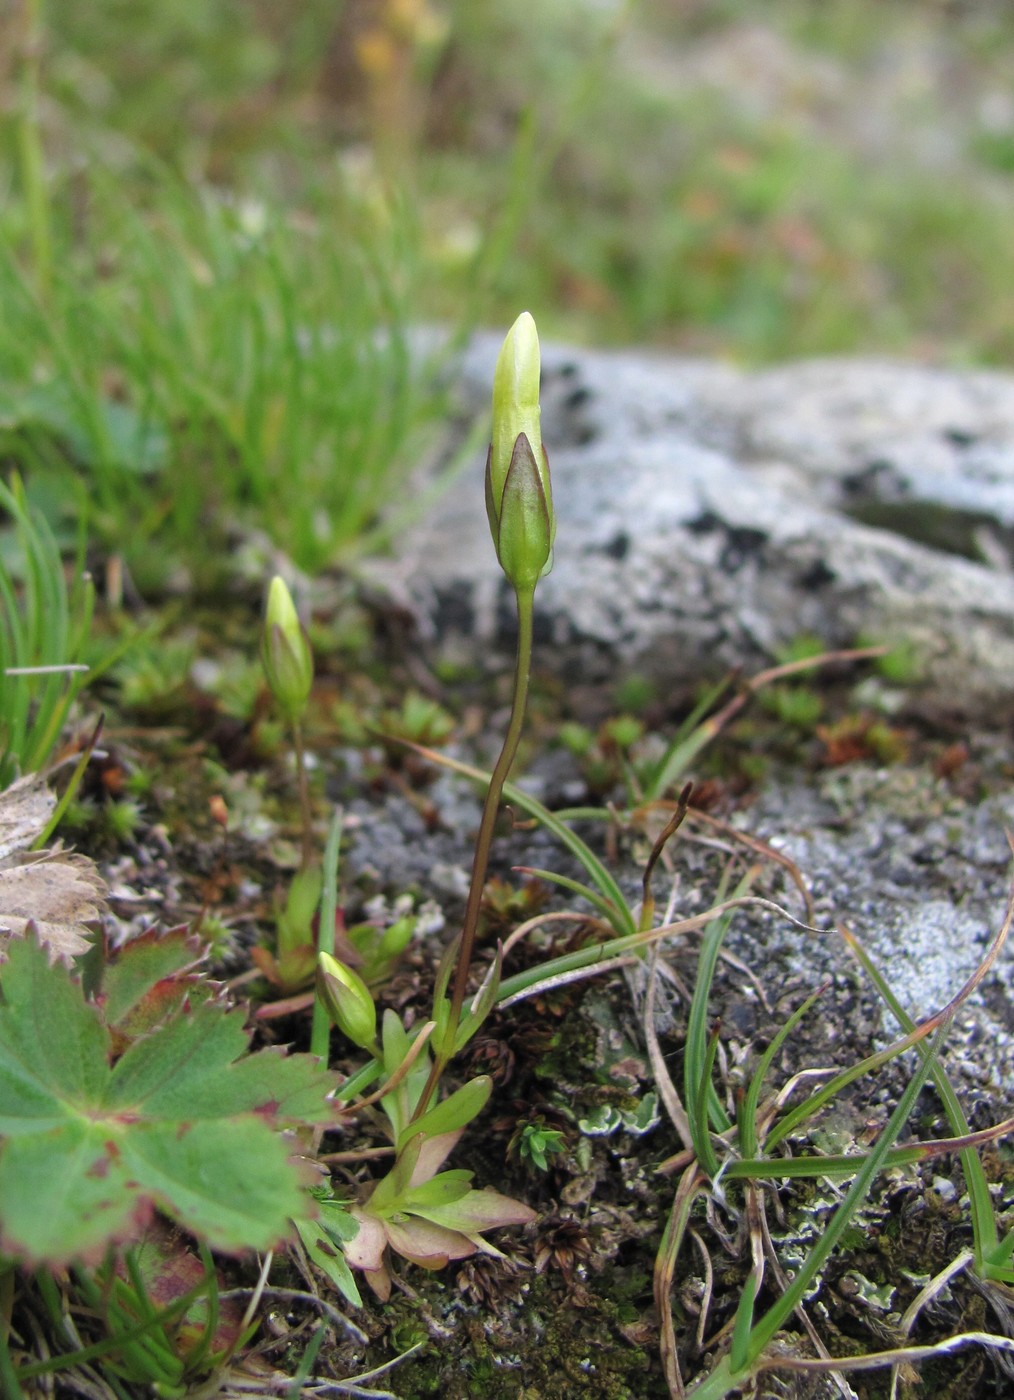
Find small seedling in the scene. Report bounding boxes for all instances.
[380,690,456,748]
[252,863,323,993]
[513,1119,567,1173]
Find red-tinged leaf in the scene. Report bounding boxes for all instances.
[0,932,338,1265]
[344,1209,388,1272]
[407,1128,462,1187]
[0,1123,151,1264]
[384,1216,476,1268]
[124,1224,247,1358]
[362,1260,393,1302]
[100,927,214,1050]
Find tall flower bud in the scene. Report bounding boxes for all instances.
[261,576,314,723]
[486,312,555,594]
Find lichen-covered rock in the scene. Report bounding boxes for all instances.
[369,337,1014,720]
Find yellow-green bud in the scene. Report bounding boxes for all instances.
[316,951,377,1051]
[486,312,555,593]
[261,576,313,722]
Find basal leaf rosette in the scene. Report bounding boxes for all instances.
[343,1128,535,1300]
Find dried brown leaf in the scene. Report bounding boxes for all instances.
[0,772,55,860]
[0,849,105,962]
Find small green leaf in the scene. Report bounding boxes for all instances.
[294,1214,362,1308]
[381,1007,410,1077]
[400,1170,473,1212]
[396,1076,492,1153]
[730,1271,757,1371]
[407,1187,536,1234]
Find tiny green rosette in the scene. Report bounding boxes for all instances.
[317,951,377,1052]
[486,312,555,593]
[261,575,314,722]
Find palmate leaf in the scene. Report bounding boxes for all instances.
[0,933,338,1265]
[99,925,216,1048]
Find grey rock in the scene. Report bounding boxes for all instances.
[369,336,1014,719]
[740,761,1014,1107]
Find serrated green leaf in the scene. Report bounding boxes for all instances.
[0,939,110,1131]
[105,1006,336,1124]
[0,1123,141,1259]
[100,927,210,1032]
[105,1003,251,1113]
[0,933,338,1265]
[118,1122,314,1250]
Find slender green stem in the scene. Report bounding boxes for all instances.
[417,586,534,1114]
[291,720,313,873]
[450,588,533,1023]
[310,808,344,1063]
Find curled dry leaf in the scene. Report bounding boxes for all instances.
[0,850,106,962]
[0,773,105,962]
[0,772,55,861]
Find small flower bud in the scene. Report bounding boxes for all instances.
[261,576,313,722]
[486,312,555,593]
[317,951,378,1052]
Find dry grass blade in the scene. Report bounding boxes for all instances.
[689,1228,715,1354]
[685,808,815,924]
[500,910,593,958]
[655,1164,707,1399]
[335,1022,435,1114]
[497,954,638,1009]
[890,1250,975,1400]
[754,1197,856,1400]
[640,783,692,927]
[754,1331,1014,1379]
[644,945,694,1152]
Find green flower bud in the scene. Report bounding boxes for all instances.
[261,576,313,722]
[486,312,555,593]
[317,951,377,1052]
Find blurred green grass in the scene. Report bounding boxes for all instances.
[5,0,1014,573]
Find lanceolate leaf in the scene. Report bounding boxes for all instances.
[0,933,338,1264]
